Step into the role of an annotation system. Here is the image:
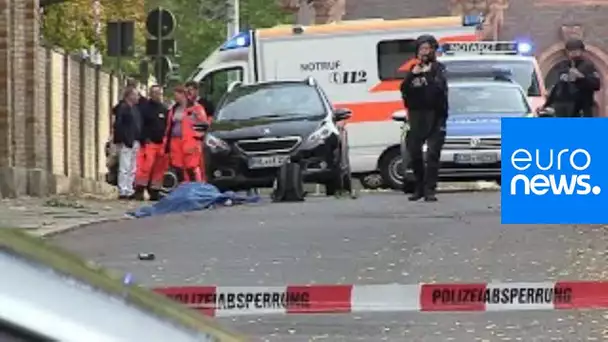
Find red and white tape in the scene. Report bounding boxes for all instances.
[154,281,608,317]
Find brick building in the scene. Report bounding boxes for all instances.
[282,0,608,116]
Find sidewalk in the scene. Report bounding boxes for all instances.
[0,196,140,237]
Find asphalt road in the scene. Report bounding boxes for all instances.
[53,190,608,341]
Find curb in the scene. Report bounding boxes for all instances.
[154,281,608,317]
[34,215,133,238]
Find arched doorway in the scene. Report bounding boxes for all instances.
[544,57,600,116]
[538,43,608,117]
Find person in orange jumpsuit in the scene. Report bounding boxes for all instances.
[134,85,168,201]
[159,86,208,185]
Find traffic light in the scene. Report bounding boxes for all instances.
[146,7,177,85]
[107,21,135,57]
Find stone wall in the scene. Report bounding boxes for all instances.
[0,0,120,197]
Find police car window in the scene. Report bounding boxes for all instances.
[449,86,530,114]
[377,39,417,80]
[216,84,325,121]
[442,60,541,96]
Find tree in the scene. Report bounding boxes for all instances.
[157,0,294,80]
[41,0,145,74]
[41,0,292,80]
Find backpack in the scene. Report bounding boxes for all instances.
[271,161,305,202]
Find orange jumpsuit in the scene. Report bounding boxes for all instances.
[157,101,208,184]
[134,102,168,191]
[135,143,166,190]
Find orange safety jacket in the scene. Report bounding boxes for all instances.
[164,100,209,154]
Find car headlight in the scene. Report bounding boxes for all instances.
[307,126,334,145]
[205,134,230,153]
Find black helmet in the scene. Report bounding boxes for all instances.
[415,34,439,52]
[565,39,585,51]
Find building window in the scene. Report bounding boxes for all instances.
[377,39,417,80]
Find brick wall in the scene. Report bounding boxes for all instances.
[0,0,120,197]
[344,0,608,115]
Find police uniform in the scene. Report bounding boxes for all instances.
[543,39,601,117]
[400,35,449,202]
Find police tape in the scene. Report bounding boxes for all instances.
[153,281,608,317]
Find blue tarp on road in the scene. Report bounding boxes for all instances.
[128,182,261,218]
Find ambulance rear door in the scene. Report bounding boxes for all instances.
[191,32,255,111]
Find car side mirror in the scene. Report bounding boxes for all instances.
[392,113,407,122]
[193,121,210,132]
[333,108,352,121]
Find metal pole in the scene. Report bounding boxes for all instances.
[226,0,239,85]
[226,0,239,40]
[157,7,163,85]
[92,0,101,65]
[296,0,313,25]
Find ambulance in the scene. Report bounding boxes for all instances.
[188,15,490,188]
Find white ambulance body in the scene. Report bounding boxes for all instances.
[189,16,481,182]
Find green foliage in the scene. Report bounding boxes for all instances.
[41,0,293,80]
[41,0,146,76]
[153,0,294,80]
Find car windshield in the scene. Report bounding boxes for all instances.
[449,86,530,114]
[215,83,325,121]
[442,60,541,96]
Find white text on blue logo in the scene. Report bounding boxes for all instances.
[509,148,601,196]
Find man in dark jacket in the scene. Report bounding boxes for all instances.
[539,39,601,117]
[185,80,215,118]
[134,85,168,200]
[113,86,143,199]
[400,34,449,202]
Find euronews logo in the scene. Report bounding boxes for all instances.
[509,148,601,196]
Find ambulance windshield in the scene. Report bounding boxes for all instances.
[442,60,541,97]
[215,83,325,121]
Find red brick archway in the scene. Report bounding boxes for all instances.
[538,43,608,117]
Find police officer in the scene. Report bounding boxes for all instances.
[400,35,449,202]
[539,39,600,117]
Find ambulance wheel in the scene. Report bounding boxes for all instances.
[379,148,417,193]
[325,147,352,196]
[360,173,384,190]
[380,148,405,191]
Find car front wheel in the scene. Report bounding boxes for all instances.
[325,147,352,196]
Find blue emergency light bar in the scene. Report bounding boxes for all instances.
[462,15,483,27]
[441,41,533,55]
[220,31,252,51]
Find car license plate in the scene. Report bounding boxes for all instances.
[248,155,289,169]
[454,153,497,164]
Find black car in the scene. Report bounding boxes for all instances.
[204,78,352,195]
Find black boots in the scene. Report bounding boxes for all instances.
[133,186,146,201]
[408,187,424,201]
[148,189,161,201]
[424,190,437,202]
[408,187,437,202]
